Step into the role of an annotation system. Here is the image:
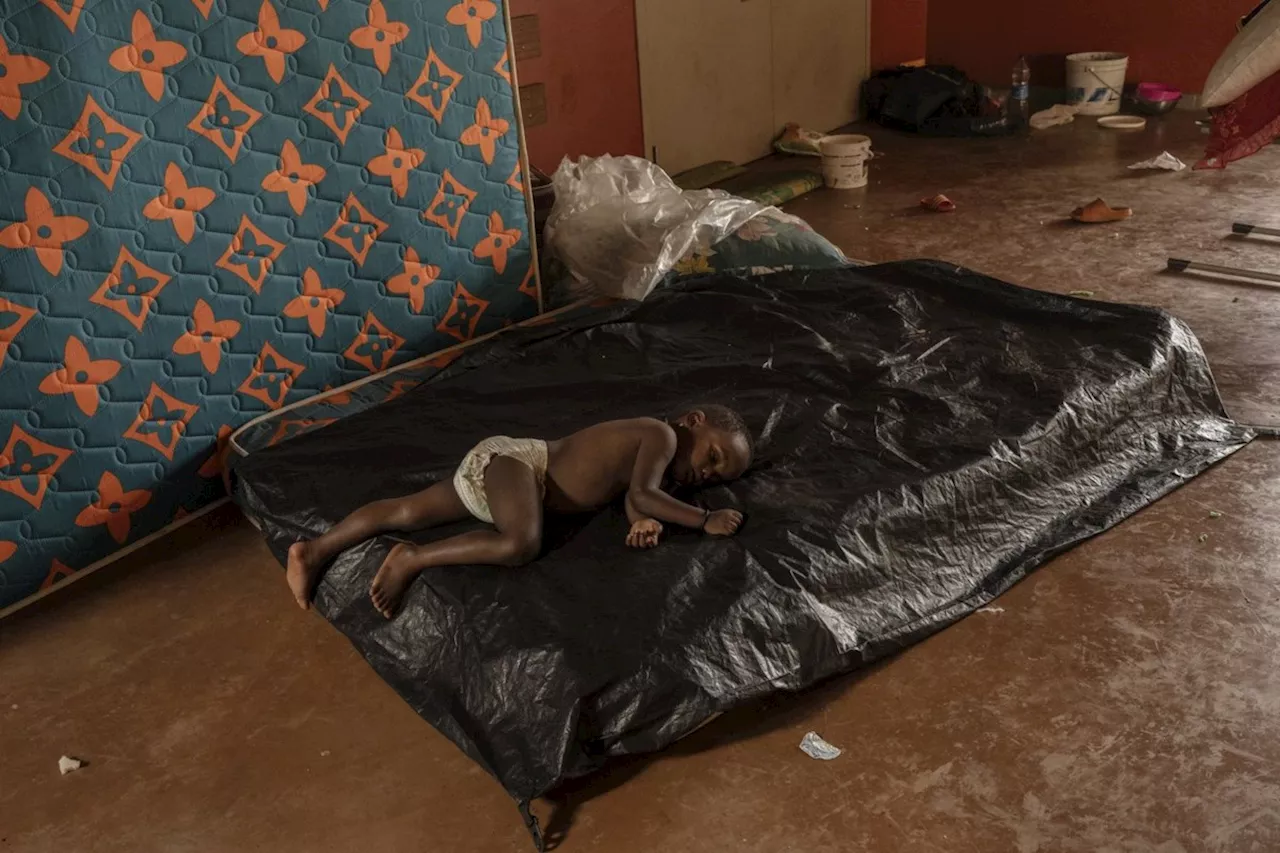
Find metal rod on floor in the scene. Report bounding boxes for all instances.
[1232,222,1280,238]
[1166,257,1280,285]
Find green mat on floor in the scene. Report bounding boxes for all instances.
[719,169,824,206]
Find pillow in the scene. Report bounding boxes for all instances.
[1203,0,1280,108]
[672,211,848,278]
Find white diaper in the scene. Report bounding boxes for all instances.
[452,436,549,523]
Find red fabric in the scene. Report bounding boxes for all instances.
[1196,66,1280,169]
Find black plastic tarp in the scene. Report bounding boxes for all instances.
[231,261,1251,845]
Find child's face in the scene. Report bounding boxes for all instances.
[672,414,751,487]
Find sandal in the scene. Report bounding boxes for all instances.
[920,194,956,213]
[1071,198,1133,223]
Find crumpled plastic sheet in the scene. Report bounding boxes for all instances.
[544,154,788,301]
[230,261,1253,849]
[800,732,843,760]
[1128,151,1188,171]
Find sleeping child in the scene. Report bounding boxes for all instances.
[286,405,754,618]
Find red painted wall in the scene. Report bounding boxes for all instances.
[927,0,1257,92]
[509,0,645,173]
[872,0,928,70]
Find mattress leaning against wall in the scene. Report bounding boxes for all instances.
[0,0,540,610]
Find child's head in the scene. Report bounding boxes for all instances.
[670,404,753,487]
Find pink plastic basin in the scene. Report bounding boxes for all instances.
[1136,82,1183,102]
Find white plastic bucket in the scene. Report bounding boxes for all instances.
[1066,52,1129,115]
[819,134,872,189]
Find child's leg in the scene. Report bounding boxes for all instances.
[369,456,543,618]
[286,479,469,610]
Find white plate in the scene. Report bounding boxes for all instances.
[1098,115,1147,130]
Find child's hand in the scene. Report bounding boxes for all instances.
[703,509,744,537]
[627,518,663,549]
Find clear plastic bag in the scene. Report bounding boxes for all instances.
[544,155,774,301]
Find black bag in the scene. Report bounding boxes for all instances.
[863,65,1015,136]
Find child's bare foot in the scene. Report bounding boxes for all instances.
[286,541,324,610]
[370,543,423,619]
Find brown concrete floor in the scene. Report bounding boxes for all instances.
[5,114,1280,853]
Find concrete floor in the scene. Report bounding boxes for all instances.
[5,113,1280,853]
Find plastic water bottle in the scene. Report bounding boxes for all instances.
[1010,56,1031,126]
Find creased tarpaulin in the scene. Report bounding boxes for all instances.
[230,261,1252,844]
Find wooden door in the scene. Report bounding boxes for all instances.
[771,0,870,134]
[635,0,775,175]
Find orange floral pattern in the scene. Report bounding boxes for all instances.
[108,12,187,101]
[0,0,540,607]
[385,247,441,313]
[0,34,50,119]
[324,194,388,266]
[37,0,85,32]
[0,188,89,276]
[41,559,75,590]
[0,297,38,369]
[216,216,285,293]
[237,1,305,84]
[0,425,73,509]
[173,299,242,373]
[188,76,262,163]
[144,162,215,243]
[437,281,489,342]
[52,96,142,189]
[262,140,327,215]
[460,97,509,165]
[446,0,497,48]
[344,311,404,372]
[90,246,173,331]
[284,268,346,336]
[383,379,418,402]
[407,49,461,122]
[473,211,521,274]
[367,127,424,199]
[422,170,476,240]
[38,338,121,416]
[198,425,234,478]
[122,385,199,461]
[321,385,354,406]
[75,471,151,544]
[238,343,305,409]
[350,0,408,75]
[518,262,538,300]
[303,65,369,144]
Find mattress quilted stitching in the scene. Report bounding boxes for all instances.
[0,0,537,607]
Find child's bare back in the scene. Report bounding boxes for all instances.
[544,417,741,513]
[286,406,754,618]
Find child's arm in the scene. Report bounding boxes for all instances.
[627,424,728,531]
[624,492,662,549]
[624,491,649,525]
